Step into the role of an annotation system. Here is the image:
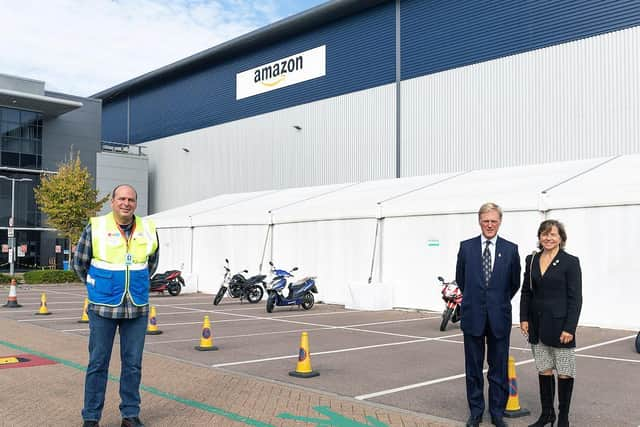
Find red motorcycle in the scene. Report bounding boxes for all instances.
[150,270,185,296]
[438,276,462,331]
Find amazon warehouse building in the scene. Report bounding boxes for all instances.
[4,1,640,327]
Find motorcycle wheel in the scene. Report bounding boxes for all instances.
[213,287,226,305]
[247,286,264,304]
[440,307,453,331]
[168,281,181,296]
[266,293,276,313]
[301,292,315,310]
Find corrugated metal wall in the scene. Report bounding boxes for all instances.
[145,84,396,213]
[401,26,640,175]
[102,2,395,145]
[401,0,640,80]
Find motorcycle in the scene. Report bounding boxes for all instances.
[150,270,185,296]
[213,259,266,305]
[265,261,318,313]
[636,331,640,353]
[438,276,462,331]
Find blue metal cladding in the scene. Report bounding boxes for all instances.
[102,96,128,144]
[401,0,640,80]
[124,2,395,144]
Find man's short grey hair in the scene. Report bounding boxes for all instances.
[478,202,502,219]
[111,184,138,201]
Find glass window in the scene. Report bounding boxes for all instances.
[0,107,43,169]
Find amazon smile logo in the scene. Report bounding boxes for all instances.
[255,55,303,87]
[236,45,326,100]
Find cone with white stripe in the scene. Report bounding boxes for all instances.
[2,279,22,308]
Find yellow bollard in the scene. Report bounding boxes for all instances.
[289,331,319,378]
[35,292,52,315]
[146,306,163,335]
[78,298,89,323]
[194,315,218,351]
[504,356,530,417]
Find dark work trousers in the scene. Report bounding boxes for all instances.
[463,322,510,420]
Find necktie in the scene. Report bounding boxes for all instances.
[483,240,492,286]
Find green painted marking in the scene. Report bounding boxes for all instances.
[0,340,391,427]
[278,405,389,427]
[427,240,440,247]
[0,339,273,427]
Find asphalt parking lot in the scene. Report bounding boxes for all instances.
[2,284,639,426]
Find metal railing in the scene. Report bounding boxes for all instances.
[101,141,147,156]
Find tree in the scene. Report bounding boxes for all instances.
[34,153,109,265]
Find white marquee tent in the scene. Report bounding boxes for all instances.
[148,154,640,330]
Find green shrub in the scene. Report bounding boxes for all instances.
[23,270,80,284]
[0,274,12,284]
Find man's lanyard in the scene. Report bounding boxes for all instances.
[117,221,137,265]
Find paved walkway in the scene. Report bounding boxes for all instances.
[0,318,459,427]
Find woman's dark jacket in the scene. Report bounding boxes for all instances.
[520,249,582,348]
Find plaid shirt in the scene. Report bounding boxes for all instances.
[73,218,159,319]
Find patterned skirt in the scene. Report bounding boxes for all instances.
[531,343,576,378]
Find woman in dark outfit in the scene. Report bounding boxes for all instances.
[520,220,582,427]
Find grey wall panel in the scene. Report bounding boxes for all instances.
[96,152,149,216]
[42,93,101,179]
[401,26,640,176]
[145,84,396,213]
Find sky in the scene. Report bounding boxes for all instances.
[1,0,327,97]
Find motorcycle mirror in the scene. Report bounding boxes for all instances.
[243,269,248,273]
[292,267,298,272]
[437,276,444,282]
[269,261,273,266]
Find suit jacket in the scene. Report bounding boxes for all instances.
[456,236,521,338]
[520,249,582,348]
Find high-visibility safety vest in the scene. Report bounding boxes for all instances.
[86,212,158,306]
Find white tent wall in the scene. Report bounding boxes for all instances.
[547,205,640,330]
[381,210,544,317]
[272,218,377,305]
[155,227,194,292]
[191,224,271,294]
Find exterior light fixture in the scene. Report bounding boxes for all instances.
[293,125,302,131]
[181,147,190,153]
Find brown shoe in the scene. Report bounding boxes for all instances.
[121,417,144,427]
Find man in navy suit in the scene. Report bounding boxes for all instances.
[456,202,521,427]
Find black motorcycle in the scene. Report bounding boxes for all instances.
[213,259,266,305]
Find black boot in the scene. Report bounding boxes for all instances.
[557,377,574,427]
[528,374,556,427]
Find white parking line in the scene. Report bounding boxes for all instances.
[354,334,637,400]
[576,354,640,363]
[212,332,465,368]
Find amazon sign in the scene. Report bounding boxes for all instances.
[236,45,326,100]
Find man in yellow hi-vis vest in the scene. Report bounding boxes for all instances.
[73,184,159,427]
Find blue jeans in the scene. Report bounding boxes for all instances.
[82,311,148,421]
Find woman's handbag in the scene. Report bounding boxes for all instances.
[636,331,640,353]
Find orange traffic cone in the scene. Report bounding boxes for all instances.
[78,298,89,323]
[2,279,22,308]
[289,331,319,378]
[194,315,218,351]
[504,356,530,418]
[34,292,52,315]
[146,305,162,335]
